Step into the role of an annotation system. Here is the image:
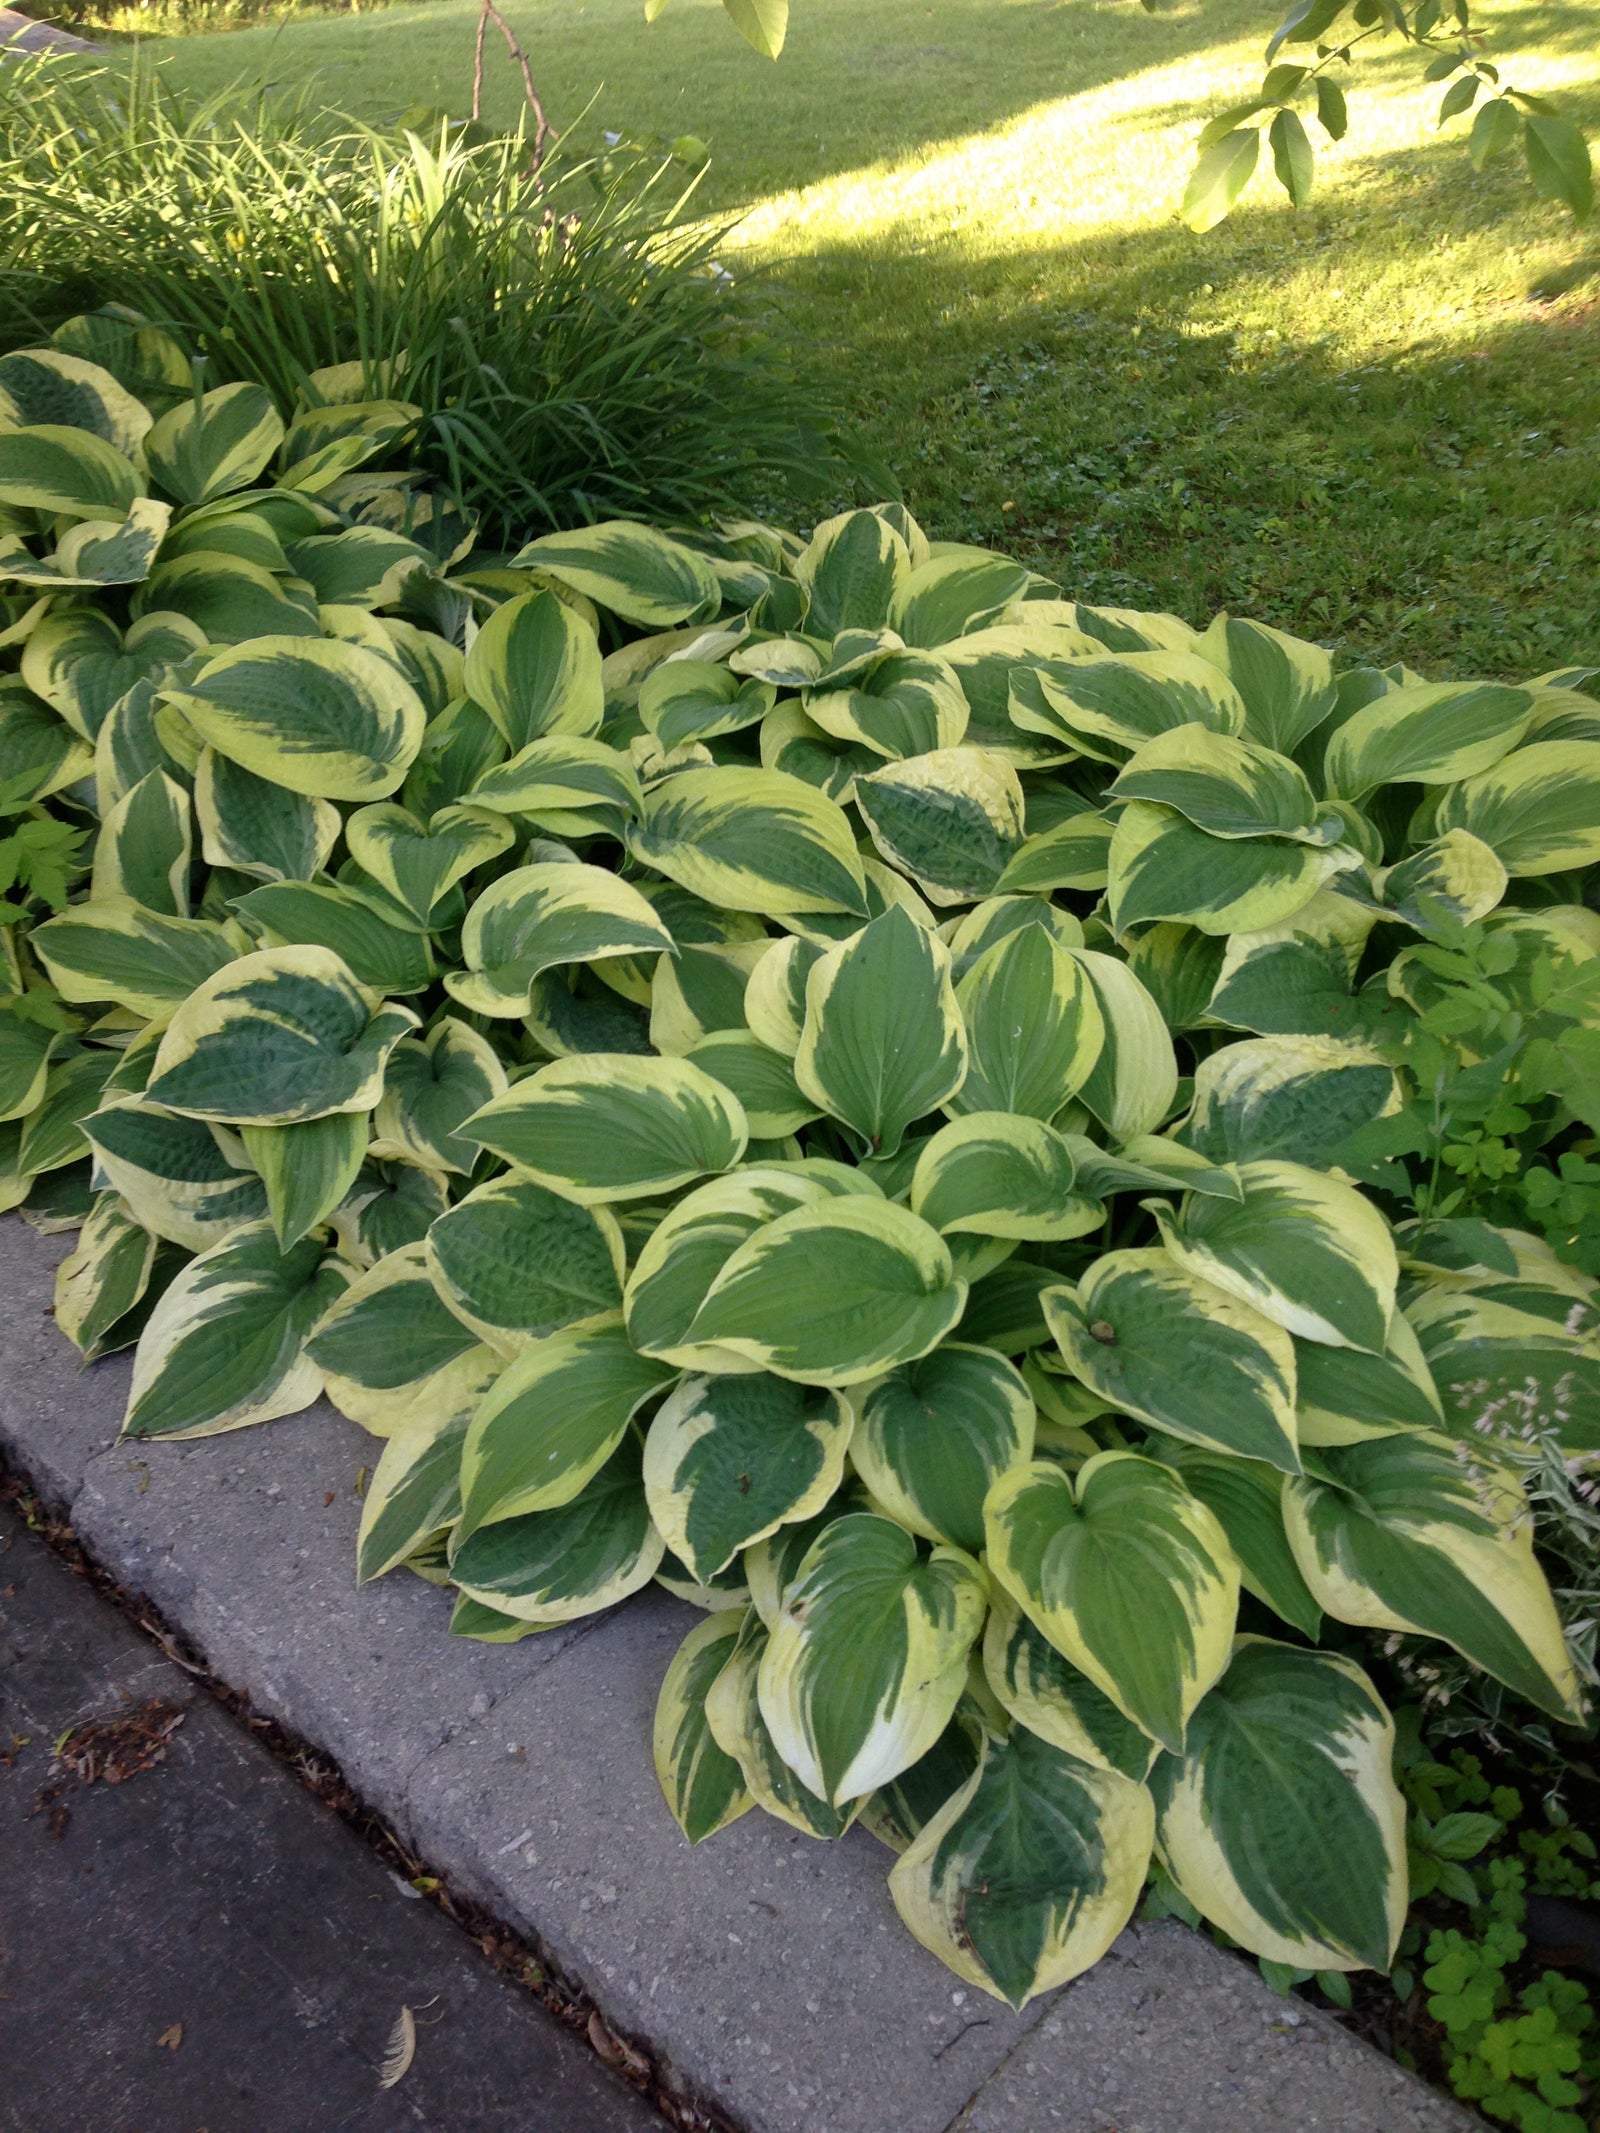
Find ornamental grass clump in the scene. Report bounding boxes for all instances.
[1,321,1597,2011]
[0,54,829,539]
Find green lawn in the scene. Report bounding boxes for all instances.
[143,0,1599,676]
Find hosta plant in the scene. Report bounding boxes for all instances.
[2,317,1597,2012]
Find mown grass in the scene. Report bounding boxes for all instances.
[138,0,1600,675]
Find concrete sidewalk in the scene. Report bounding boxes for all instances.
[0,1498,662,2133]
[0,1217,1474,2133]
[0,8,96,51]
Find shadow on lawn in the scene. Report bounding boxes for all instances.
[753,125,1600,677]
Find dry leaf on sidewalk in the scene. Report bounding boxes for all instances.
[156,2023,183,2051]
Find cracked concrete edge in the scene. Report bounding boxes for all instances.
[0,1218,1476,2133]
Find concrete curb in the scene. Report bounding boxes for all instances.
[0,1217,1474,2133]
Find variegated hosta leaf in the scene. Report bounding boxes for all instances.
[793,507,909,636]
[995,809,1114,897]
[141,551,320,646]
[0,1016,52,1124]
[853,746,1025,906]
[1295,1312,1443,1447]
[0,348,153,455]
[513,520,721,627]
[1108,800,1360,938]
[888,1725,1154,2009]
[1064,1132,1241,1203]
[1152,1159,1397,1355]
[757,1512,987,1804]
[89,768,191,916]
[630,765,867,920]
[859,1701,987,1853]
[897,554,1031,649]
[945,893,1083,970]
[1182,1033,1400,1168]
[850,1343,1034,1553]
[53,1194,158,1360]
[9,501,171,591]
[18,1047,120,1178]
[122,1221,348,1439]
[456,1316,677,1537]
[426,1173,624,1353]
[1380,829,1507,930]
[83,1099,269,1250]
[194,749,341,885]
[1156,1445,1322,1641]
[622,1165,850,1368]
[332,1156,449,1267]
[654,1611,753,1843]
[650,939,767,1055]
[1110,724,1339,844]
[144,946,417,1126]
[805,650,968,760]
[1046,1249,1300,1473]
[0,676,93,804]
[1204,889,1379,1037]
[641,658,773,751]
[744,934,823,1056]
[910,1113,1101,1242]
[305,1240,496,1435]
[1193,614,1335,756]
[31,900,241,1021]
[344,803,514,927]
[643,1370,852,1581]
[278,398,420,490]
[404,695,508,817]
[231,880,435,997]
[462,586,603,748]
[982,1589,1157,1780]
[1283,1434,1583,1721]
[1151,1640,1406,1973]
[465,1053,747,1204]
[468,733,642,823]
[446,861,675,1018]
[792,906,966,1156]
[0,423,143,520]
[450,1427,664,1624]
[1072,949,1178,1143]
[372,1019,507,1176]
[356,1404,471,1583]
[1013,653,1232,763]
[160,637,427,802]
[685,1031,820,1139]
[984,1451,1241,1753]
[948,921,1103,1120]
[1404,1280,1600,1461]
[760,700,873,798]
[143,381,285,504]
[1433,740,1600,876]
[241,1110,370,1251]
[24,607,191,743]
[687,1196,965,1387]
[1322,679,1536,799]
[705,1611,859,1838]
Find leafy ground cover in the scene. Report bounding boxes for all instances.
[1,330,1598,2036]
[137,0,1600,677]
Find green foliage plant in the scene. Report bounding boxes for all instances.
[1391,1736,1600,2132]
[0,55,831,543]
[1,324,1597,2010]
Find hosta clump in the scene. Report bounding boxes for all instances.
[4,319,1598,2012]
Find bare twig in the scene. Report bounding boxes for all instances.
[470,0,552,168]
